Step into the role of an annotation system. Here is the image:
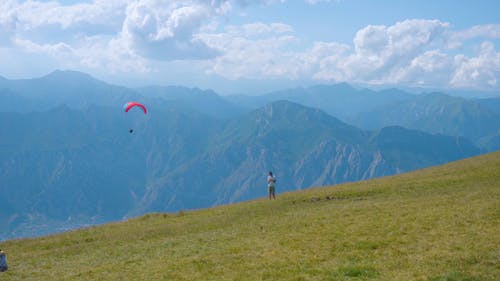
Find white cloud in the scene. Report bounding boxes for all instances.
[448,24,500,49]
[13,37,73,55]
[192,18,500,90]
[240,22,293,37]
[292,19,499,90]
[334,19,450,84]
[451,42,500,88]
[12,33,150,74]
[410,50,449,72]
[199,23,301,79]
[0,0,229,60]
[394,50,453,88]
[0,1,499,91]
[118,0,221,60]
[0,0,126,32]
[307,42,351,81]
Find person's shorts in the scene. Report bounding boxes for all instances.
[268,185,275,195]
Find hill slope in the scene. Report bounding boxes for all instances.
[1,152,498,281]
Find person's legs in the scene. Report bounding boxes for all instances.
[270,186,276,200]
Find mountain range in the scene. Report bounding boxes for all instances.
[351,92,500,143]
[0,70,497,240]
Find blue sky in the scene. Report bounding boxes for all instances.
[0,0,499,95]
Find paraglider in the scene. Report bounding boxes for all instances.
[124,102,147,114]
[124,102,147,133]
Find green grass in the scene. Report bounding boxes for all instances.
[1,152,499,280]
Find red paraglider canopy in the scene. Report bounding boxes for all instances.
[124,102,147,114]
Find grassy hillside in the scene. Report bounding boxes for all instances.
[1,152,499,281]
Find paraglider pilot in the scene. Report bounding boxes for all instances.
[267,171,276,200]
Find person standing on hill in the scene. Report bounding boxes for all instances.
[0,249,7,272]
[267,171,277,200]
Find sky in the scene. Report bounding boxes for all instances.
[0,0,499,95]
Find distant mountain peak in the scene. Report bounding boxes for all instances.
[262,100,323,118]
[309,82,355,93]
[41,70,98,82]
[223,100,365,144]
